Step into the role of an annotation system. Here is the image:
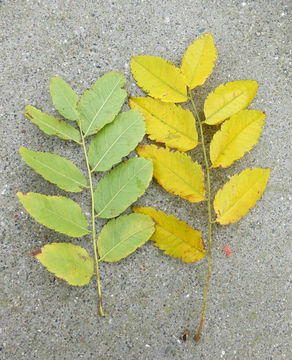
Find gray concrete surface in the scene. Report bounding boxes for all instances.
[1,0,291,359]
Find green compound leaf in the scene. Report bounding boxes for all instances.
[50,77,79,121]
[97,213,155,262]
[32,243,94,286]
[17,192,90,237]
[25,106,81,144]
[19,148,88,192]
[94,158,153,219]
[88,110,145,172]
[78,72,127,137]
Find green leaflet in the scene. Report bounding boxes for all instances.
[88,110,145,172]
[32,243,94,286]
[19,148,88,192]
[94,158,153,219]
[17,192,89,237]
[25,106,81,143]
[50,77,79,121]
[97,213,154,262]
[78,72,127,137]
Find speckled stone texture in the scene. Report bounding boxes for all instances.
[0,0,291,359]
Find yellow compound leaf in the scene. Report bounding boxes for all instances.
[130,55,188,103]
[137,145,205,202]
[133,206,206,263]
[181,33,217,90]
[204,80,258,125]
[210,110,265,168]
[214,168,271,225]
[129,97,198,151]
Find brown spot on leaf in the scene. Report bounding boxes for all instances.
[24,111,33,119]
[31,249,42,257]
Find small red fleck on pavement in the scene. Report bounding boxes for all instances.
[222,245,232,257]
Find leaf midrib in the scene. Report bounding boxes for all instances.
[154,155,204,199]
[91,118,140,172]
[134,57,187,99]
[24,151,87,189]
[212,115,261,165]
[158,225,206,255]
[26,110,80,143]
[56,85,79,119]
[82,77,124,137]
[96,161,151,217]
[135,102,196,144]
[40,202,89,234]
[99,224,154,261]
[185,36,207,86]
[216,173,267,221]
[206,87,252,122]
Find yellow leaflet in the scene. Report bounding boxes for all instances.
[129,97,198,151]
[181,33,217,90]
[133,206,206,263]
[137,145,205,202]
[214,168,271,225]
[130,55,188,103]
[204,80,258,125]
[210,110,265,168]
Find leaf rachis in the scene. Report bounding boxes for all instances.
[189,89,213,341]
[80,127,105,316]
